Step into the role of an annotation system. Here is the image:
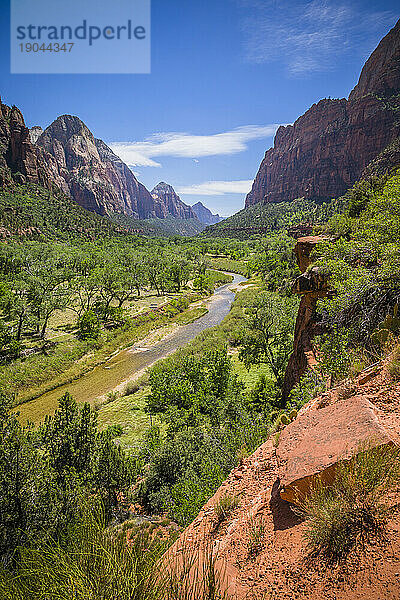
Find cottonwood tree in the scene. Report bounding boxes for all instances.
[239,292,298,392]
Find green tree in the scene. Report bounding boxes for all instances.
[239,292,298,396]
[78,310,101,340]
[40,393,98,482]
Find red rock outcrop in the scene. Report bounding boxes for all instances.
[282,236,330,399]
[277,396,394,504]
[0,99,66,192]
[165,364,400,600]
[245,19,400,208]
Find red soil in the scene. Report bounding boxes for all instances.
[168,365,400,599]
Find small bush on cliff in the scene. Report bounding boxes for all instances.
[300,443,400,563]
[315,327,351,383]
[214,492,240,525]
[247,513,265,556]
[387,343,400,380]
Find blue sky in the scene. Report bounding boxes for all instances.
[0,0,398,216]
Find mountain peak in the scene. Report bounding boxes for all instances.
[245,20,400,208]
[151,181,175,194]
[151,182,196,220]
[39,114,93,142]
[191,202,222,225]
[349,18,400,101]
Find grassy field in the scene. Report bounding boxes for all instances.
[96,387,163,450]
[205,256,249,276]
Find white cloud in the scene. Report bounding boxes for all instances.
[109,124,278,167]
[177,180,253,196]
[240,0,396,75]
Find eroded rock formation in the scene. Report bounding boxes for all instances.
[282,236,330,399]
[245,19,400,208]
[34,115,158,218]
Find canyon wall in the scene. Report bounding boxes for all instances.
[245,19,400,208]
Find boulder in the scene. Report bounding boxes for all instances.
[277,396,394,504]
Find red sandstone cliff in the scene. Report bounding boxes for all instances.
[0,100,67,193]
[34,115,161,219]
[245,19,400,208]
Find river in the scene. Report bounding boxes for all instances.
[17,272,247,423]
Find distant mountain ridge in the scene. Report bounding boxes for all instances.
[191,201,222,225]
[33,115,173,220]
[0,101,207,236]
[245,18,400,208]
[150,182,197,219]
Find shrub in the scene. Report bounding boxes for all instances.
[272,431,281,448]
[299,443,400,563]
[247,513,265,556]
[214,492,239,525]
[316,326,351,383]
[247,373,280,415]
[106,424,124,438]
[387,344,400,380]
[123,381,141,396]
[78,310,101,340]
[0,501,168,600]
[288,370,326,411]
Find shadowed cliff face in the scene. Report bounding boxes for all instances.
[34,115,158,219]
[0,101,68,193]
[245,19,400,208]
[191,201,222,225]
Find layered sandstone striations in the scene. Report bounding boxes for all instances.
[245,19,400,208]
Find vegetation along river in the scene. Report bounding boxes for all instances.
[17,272,247,423]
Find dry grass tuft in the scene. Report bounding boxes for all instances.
[298,443,400,563]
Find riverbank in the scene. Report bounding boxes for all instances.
[4,271,232,409]
[15,272,244,424]
[96,278,266,450]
